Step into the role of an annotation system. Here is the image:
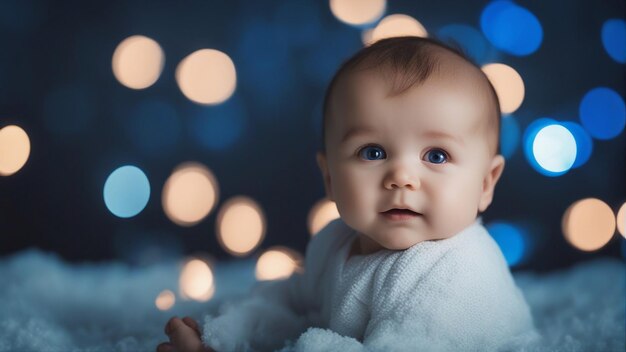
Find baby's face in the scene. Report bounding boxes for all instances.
[317,64,505,253]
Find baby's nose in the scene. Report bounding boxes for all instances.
[383,165,420,190]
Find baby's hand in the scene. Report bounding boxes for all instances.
[156,316,216,352]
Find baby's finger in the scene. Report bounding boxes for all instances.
[164,316,180,335]
[156,342,173,352]
[182,316,202,337]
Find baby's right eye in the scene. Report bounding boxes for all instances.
[357,145,387,160]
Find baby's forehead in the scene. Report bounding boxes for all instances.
[331,61,493,131]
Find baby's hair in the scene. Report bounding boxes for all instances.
[320,35,501,156]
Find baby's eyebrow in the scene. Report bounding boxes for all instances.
[340,127,377,144]
[340,127,464,146]
[421,131,465,146]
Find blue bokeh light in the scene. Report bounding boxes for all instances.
[480,0,543,56]
[189,96,247,151]
[602,18,626,64]
[500,115,520,159]
[126,99,181,156]
[437,24,492,64]
[103,165,151,218]
[523,118,577,177]
[486,221,527,267]
[560,122,593,168]
[579,87,626,140]
[42,84,97,136]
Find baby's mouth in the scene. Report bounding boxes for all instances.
[381,208,421,221]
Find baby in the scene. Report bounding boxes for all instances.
[157,36,538,352]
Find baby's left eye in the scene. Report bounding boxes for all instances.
[424,149,449,164]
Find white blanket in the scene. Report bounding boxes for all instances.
[202,217,540,351]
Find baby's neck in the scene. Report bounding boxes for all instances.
[350,233,385,257]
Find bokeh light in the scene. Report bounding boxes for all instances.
[162,162,219,226]
[617,203,626,238]
[362,28,375,46]
[0,125,30,176]
[308,198,340,236]
[103,165,150,218]
[532,124,577,174]
[562,198,616,251]
[601,18,626,64]
[125,99,181,156]
[437,24,492,64]
[560,121,593,168]
[216,196,266,256]
[176,49,237,105]
[255,247,303,281]
[179,259,214,302]
[480,0,543,56]
[329,0,386,27]
[112,35,164,90]
[188,97,247,151]
[486,221,527,267]
[500,115,520,159]
[524,118,580,177]
[579,87,626,140]
[370,14,427,43]
[155,289,175,311]
[482,63,525,114]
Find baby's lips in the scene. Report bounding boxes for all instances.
[381,208,421,215]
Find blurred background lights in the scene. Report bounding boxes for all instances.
[308,198,340,236]
[500,115,520,159]
[532,124,577,174]
[126,99,181,156]
[371,14,427,43]
[486,222,527,267]
[437,24,491,64]
[179,259,214,301]
[560,122,593,168]
[255,247,303,281]
[162,162,219,226]
[617,203,626,238]
[0,125,30,176]
[155,289,175,311]
[601,19,626,63]
[216,196,266,257]
[329,0,386,27]
[176,49,237,105]
[112,35,164,90]
[103,165,150,218]
[482,63,525,114]
[562,198,616,251]
[361,28,374,46]
[480,0,543,56]
[579,87,626,140]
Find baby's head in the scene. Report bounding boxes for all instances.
[316,36,505,253]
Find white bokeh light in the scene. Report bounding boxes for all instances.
[330,0,386,26]
[112,35,165,90]
[532,124,577,173]
[176,49,237,105]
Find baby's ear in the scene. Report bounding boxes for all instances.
[316,152,334,201]
[478,154,505,212]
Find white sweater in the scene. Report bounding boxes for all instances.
[202,217,538,352]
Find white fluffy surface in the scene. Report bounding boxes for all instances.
[0,249,623,351]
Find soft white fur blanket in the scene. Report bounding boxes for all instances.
[0,245,623,351]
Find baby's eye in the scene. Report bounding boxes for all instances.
[424,149,449,164]
[358,145,387,160]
